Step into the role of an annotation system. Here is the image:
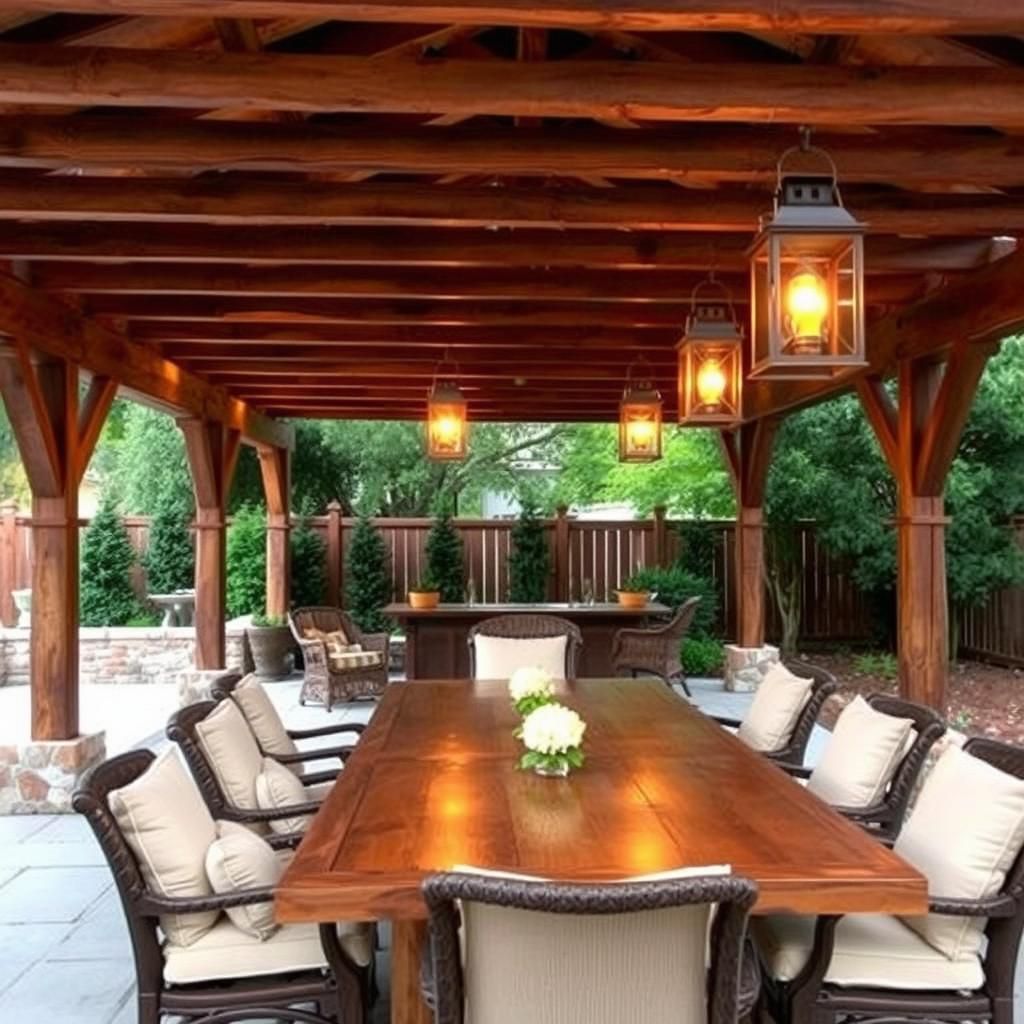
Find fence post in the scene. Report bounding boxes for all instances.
[554,505,570,602]
[652,505,667,567]
[326,501,343,606]
[0,499,17,626]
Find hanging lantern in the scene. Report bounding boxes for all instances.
[676,277,743,427]
[748,139,867,380]
[618,359,663,463]
[426,356,468,460]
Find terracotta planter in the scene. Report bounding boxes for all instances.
[616,590,650,610]
[408,590,441,610]
[246,625,294,680]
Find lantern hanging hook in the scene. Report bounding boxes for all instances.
[625,352,656,389]
[775,127,845,207]
[431,346,461,390]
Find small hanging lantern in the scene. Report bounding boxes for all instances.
[749,134,867,380]
[426,353,468,460]
[618,358,663,463]
[676,275,743,427]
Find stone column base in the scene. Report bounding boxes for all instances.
[723,644,780,692]
[0,731,106,814]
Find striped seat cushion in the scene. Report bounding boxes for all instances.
[328,649,383,672]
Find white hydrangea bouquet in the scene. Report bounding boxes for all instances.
[518,702,587,777]
[508,665,556,718]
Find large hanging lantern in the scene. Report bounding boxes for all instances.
[748,139,867,380]
[676,276,743,427]
[426,355,468,460]
[618,358,663,463]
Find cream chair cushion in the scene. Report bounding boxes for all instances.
[255,757,314,835]
[195,699,264,811]
[807,696,915,809]
[163,917,374,985]
[752,912,984,991]
[232,676,299,759]
[737,664,814,754]
[472,635,568,681]
[205,820,282,940]
[895,744,1024,959]
[108,748,218,947]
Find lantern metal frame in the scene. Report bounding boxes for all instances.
[426,351,468,461]
[618,356,663,463]
[748,141,867,381]
[676,275,744,427]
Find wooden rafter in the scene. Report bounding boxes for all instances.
[75,373,117,484]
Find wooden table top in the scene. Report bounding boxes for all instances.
[276,678,927,923]
[383,601,670,617]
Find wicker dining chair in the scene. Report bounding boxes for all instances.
[467,613,582,679]
[423,870,758,1024]
[289,606,390,710]
[756,736,1024,1024]
[781,694,946,842]
[210,671,364,786]
[73,750,370,1024]
[611,596,702,696]
[713,661,837,766]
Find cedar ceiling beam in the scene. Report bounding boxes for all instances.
[0,224,998,271]
[6,2,1024,35]
[193,360,668,380]
[0,271,292,449]
[2,176,1024,236]
[0,46,1021,126]
[2,116,1023,188]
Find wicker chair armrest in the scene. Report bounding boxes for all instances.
[139,886,276,916]
[287,722,366,740]
[300,768,340,786]
[223,800,323,824]
[359,632,390,655]
[777,762,812,779]
[929,894,1017,918]
[831,801,891,822]
[274,745,354,766]
[711,714,743,728]
[297,637,329,667]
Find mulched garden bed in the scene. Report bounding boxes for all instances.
[797,651,1024,744]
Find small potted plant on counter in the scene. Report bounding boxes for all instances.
[408,572,442,610]
[246,611,294,680]
[615,576,652,610]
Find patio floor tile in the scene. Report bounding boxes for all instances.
[0,866,111,924]
[0,814,55,843]
[0,954,134,1024]
[0,922,70,994]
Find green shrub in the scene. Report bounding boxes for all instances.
[853,650,898,680]
[226,504,266,618]
[290,516,327,607]
[124,611,161,628]
[676,520,717,577]
[80,495,141,626]
[345,515,392,633]
[508,502,549,602]
[144,492,194,594]
[623,565,719,636]
[252,611,287,627]
[425,506,463,602]
[680,634,725,677]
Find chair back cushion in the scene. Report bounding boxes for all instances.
[895,744,1024,958]
[108,748,219,947]
[807,695,915,809]
[205,820,282,940]
[254,757,315,836]
[738,664,814,753]
[232,675,299,759]
[472,634,568,680]
[195,698,265,811]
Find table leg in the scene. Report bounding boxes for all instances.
[391,918,432,1024]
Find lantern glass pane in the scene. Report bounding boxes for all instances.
[618,397,662,462]
[677,337,741,426]
[427,398,468,460]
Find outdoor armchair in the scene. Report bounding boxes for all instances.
[468,613,582,679]
[611,596,702,695]
[73,749,372,1024]
[289,605,390,709]
[210,670,364,786]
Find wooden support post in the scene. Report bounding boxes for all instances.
[179,418,240,670]
[554,504,570,602]
[326,500,343,606]
[719,418,780,648]
[856,338,997,710]
[257,444,291,618]
[0,345,115,740]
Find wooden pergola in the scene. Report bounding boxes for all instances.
[0,2,1023,745]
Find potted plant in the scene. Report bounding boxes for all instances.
[408,572,442,610]
[246,611,293,680]
[616,577,652,610]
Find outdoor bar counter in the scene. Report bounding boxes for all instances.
[384,601,670,678]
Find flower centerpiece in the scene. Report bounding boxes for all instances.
[508,665,555,717]
[518,702,587,778]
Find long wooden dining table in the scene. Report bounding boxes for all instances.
[276,678,928,1024]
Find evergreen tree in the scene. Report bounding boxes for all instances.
[291,515,327,607]
[508,502,550,602]
[144,492,194,594]
[345,515,392,632]
[226,503,267,618]
[80,494,140,626]
[425,504,464,602]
